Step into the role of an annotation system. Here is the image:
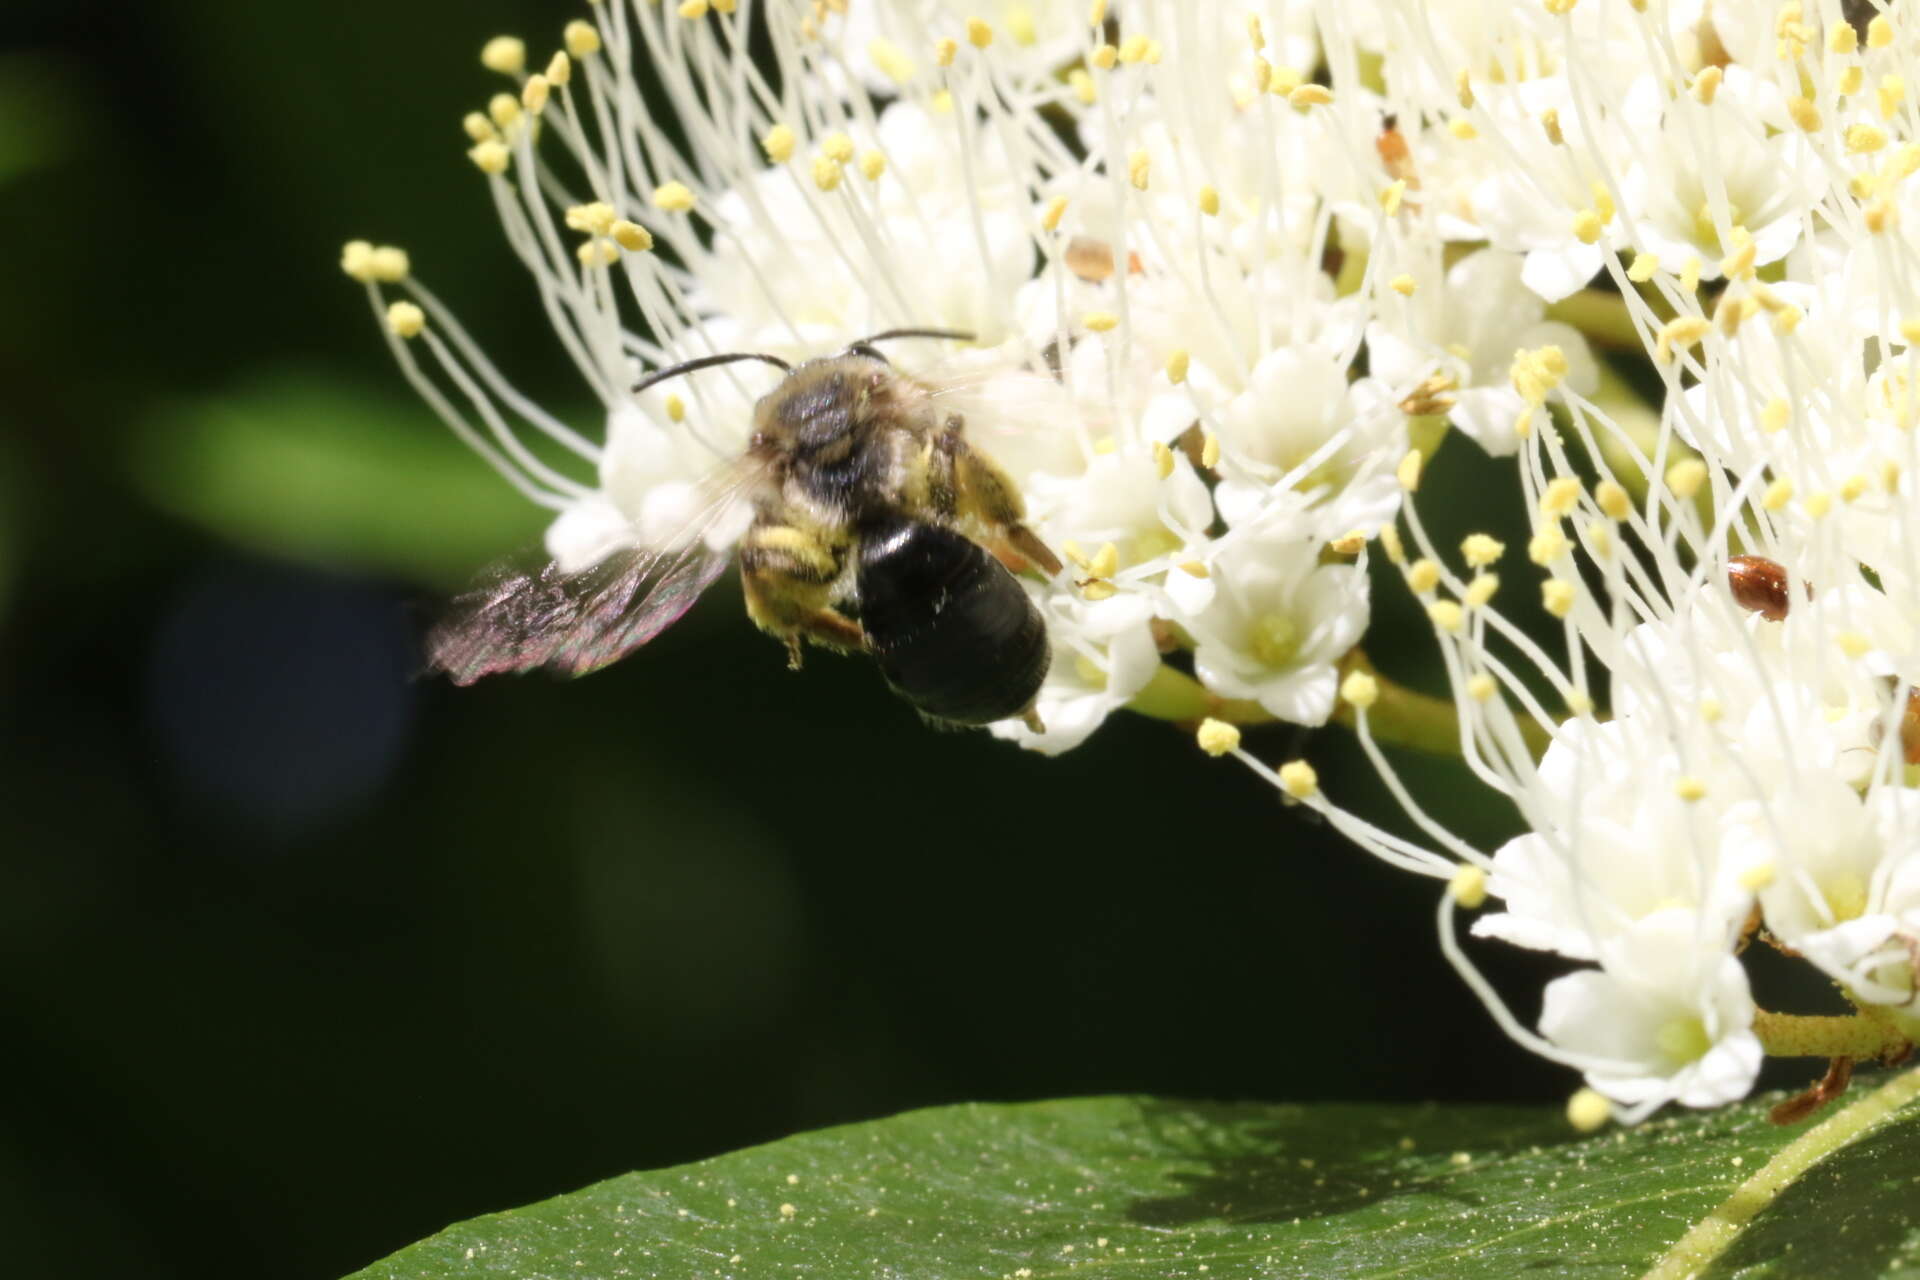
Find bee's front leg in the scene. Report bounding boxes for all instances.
[739,522,864,668]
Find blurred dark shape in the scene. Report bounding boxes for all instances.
[145,564,415,839]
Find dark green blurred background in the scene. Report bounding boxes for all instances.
[0,3,1633,1276]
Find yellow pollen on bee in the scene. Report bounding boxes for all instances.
[1674,775,1707,802]
[488,93,520,129]
[1461,533,1505,567]
[1152,440,1176,478]
[1083,310,1120,333]
[463,112,497,143]
[1196,718,1241,757]
[1128,148,1151,190]
[1389,273,1416,296]
[1666,458,1708,500]
[1277,760,1318,800]
[1396,449,1424,492]
[1567,1089,1611,1133]
[481,35,527,74]
[1870,14,1894,47]
[1178,560,1210,578]
[1763,477,1795,510]
[1069,68,1096,103]
[1407,558,1440,594]
[1090,42,1118,69]
[385,301,426,338]
[860,150,887,181]
[1593,479,1631,520]
[1837,630,1872,658]
[1340,670,1379,710]
[1289,84,1333,108]
[1541,476,1583,518]
[1691,65,1722,103]
[936,37,958,67]
[761,123,796,163]
[565,201,617,235]
[468,139,511,174]
[1541,578,1576,618]
[1529,526,1568,564]
[1626,251,1659,283]
[867,37,915,84]
[1450,863,1489,908]
[1200,432,1221,469]
[967,16,994,46]
[565,20,602,57]
[652,181,697,212]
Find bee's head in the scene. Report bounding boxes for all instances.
[750,355,895,464]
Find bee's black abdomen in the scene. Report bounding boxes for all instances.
[856,517,1049,725]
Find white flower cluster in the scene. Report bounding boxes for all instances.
[340,0,1544,754]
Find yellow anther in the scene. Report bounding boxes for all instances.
[565,201,617,235]
[611,220,653,252]
[468,139,511,174]
[867,37,914,84]
[1200,432,1221,469]
[1088,542,1120,579]
[488,93,521,129]
[1040,196,1068,232]
[1464,574,1499,609]
[1128,148,1151,190]
[339,240,376,282]
[652,181,697,212]
[812,155,842,191]
[386,300,426,338]
[541,54,570,93]
[713,0,738,14]
[1068,68,1096,104]
[1761,397,1790,433]
[1092,435,1117,455]
[1529,527,1568,565]
[462,112,497,143]
[1804,490,1833,518]
[1541,477,1583,518]
[1379,524,1405,565]
[1541,578,1576,618]
[677,0,710,17]
[1848,123,1889,154]
[1775,303,1805,334]
[1594,479,1632,521]
[1717,228,1756,281]
[1700,697,1722,724]
[481,35,527,75]
[1248,13,1265,48]
[1083,310,1120,333]
[1674,775,1707,802]
[1449,119,1478,140]
[1830,20,1859,54]
[1080,579,1117,601]
[1626,251,1659,283]
[1089,0,1109,26]
[1738,861,1775,892]
[967,16,994,46]
[1869,14,1894,47]
[1691,65,1722,103]
[1679,255,1702,293]
[1566,689,1594,716]
[761,123,796,163]
[1655,316,1712,363]
[1266,65,1302,95]
[1061,541,1089,569]
[1841,473,1868,503]
[1881,75,1907,120]
[577,239,618,267]
[1786,94,1821,131]
[1196,184,1223,217]
[1005,4,1038,44]
[1839,64,1865,96]
[1591,182,1616,224]
[1586,520,1614,560]
[859,150,887,181]
[1543,0,1578,14]
[1178,560,1210,578]
[821,132,855,164]
[1567,1089,1611,1133]
[1277,759,1318,800]
[936,37,958,66]
[1380,180,1406,215]
[1450,864,1488,909]
[1428,600,1464,633]
[565,19,602,56]
[1883,459,1903,492]
[1164,349,1190,385]
[1662,458,1707,502]
[1396,448,1424,492]
[365,244,407,282]
[1837,630,1872,658]
[1196,718,1241,757]
[1455,69,1475,108]
[1289,84,1334,108]
[1867,197,1898,233]
[1461,533,1505,567]
[1407,558,1441,594]
[1152,440,1176,479]
[1090,43,1118,69]
[1118,33,1154,63]
[1341,670,1379,710]
[1763,477,1795,510]
[1541,107,1564,145]
[664,394,686,423]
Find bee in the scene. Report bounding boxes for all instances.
[428,329,1064,729]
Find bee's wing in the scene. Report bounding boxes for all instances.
[429,461,763,685]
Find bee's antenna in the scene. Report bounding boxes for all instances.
[849,327,977,346]
[631,351,793,397]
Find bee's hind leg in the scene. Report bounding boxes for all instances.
[935,416,1065,577]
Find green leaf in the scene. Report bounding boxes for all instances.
[131,371,553,585]
[347,1085,1920,1280]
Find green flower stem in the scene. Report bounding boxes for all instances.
[1124,663,1271,726]
[1639,1064,1920,1280]
[1546,287,1645,351]
[1753,1010,1911,1060]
